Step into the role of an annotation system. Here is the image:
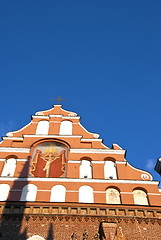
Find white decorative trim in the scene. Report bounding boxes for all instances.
[62,116,80,120]
[120,192,133,194]
[32,116,49,119]
[141,174,150,180]
[159,189,161,193]
[0,158,28,162]
[36,107,54,115]
[126,161,153,180]
[92,161,104,164]
[93,191,106,193]
[23,135,82,138]
[49,115,62,118]
[0,147,30,153]
[0,177,159,185]
[112,144,123,150]
[2,137,24,141]
[116,161,126,164]
[147,193,161,196]
[70,149,125,154]
[81,139,102,142]
[5,122,32,135]
[79,123,95,135]
[68,160,81,163]
[60,107,77,116]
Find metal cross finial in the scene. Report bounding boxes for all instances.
[52,96,66,104]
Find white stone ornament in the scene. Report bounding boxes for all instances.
[36,112,44,116]
[141,174,150,180]
[6,132,13,137]
[93,134,99,139]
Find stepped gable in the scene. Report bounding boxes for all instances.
[0,105,160,239]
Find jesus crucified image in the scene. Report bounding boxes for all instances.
[41,148,60,177]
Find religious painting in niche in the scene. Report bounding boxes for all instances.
[30,142,67,178]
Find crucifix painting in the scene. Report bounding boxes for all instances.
[30,142,67,178]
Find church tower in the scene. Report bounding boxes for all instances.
[0,105,160,239]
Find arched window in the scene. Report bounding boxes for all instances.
[27,236,45,240]
[1,158,17,177]
[104,160,117,179]
[50,185,66,202]
[0,184,10,201]
[36,121,49,135]
[133,189,148,205]
[80,160,92,179]
[59,121,72,135]
[79,186,94,203]
[20,184,37,202]
[106,188,121,204]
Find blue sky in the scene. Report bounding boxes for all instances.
[0,1,161,183]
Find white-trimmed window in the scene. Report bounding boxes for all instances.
[50,185,66,202]
[36,120,49,135]
[59,121,72,135]
[80,160,92,179]
[104,160,117,179]
[20,184,37,202]
[1,158,17,177]
[79,186,94,203]
[133,189,148,205]
[0,184,10,201]
[106,188,121,204]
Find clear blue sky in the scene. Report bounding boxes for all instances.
[0,1,161,183]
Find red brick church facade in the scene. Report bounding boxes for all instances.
[0,105,160,239]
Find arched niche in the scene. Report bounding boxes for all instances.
[133,189,149,205]
[59,120,72,135]
[0,184,10,201]
[106,188,121,204]
[80,158,92,179]
[36,120,49,135]
[79,186,94,203]
[104,158,117,179]
[50,185,66,202]
[20,184,37,202]
[1,158,17,177]
[27,236,45,240]
[30,141,67,178]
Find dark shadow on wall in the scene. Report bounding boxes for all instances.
[0,159,30,240]
[46,223,54,240]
